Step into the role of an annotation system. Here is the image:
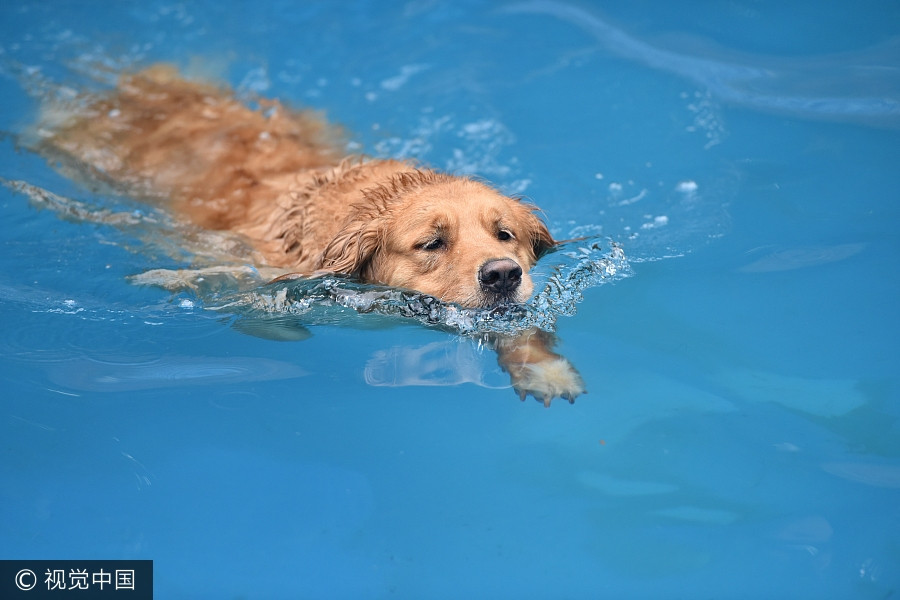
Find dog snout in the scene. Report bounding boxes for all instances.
[479,258,523,295]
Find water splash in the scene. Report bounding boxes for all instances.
[199,237,630,335]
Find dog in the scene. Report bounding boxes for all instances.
[34,65,584,405]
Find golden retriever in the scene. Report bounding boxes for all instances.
[36,65,584,405]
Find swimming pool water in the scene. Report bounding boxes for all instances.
[1,1,899,598]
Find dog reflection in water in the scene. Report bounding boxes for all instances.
[35,65,584,405]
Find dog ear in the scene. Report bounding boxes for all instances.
[315,211,383,279]
[528,212,556,259]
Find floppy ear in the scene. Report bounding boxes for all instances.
[315,209,384,279]
[527,211,556,259]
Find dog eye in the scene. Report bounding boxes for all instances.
[421,238,445,251]
[497,229,514,241]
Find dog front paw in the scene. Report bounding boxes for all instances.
[508,356,586,407]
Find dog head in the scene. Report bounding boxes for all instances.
[317,170,554,307]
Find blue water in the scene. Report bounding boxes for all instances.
[2,1,899,598]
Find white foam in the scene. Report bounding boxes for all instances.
[675,180,698,193]
[641,215,669,229]
[380,64,429,91]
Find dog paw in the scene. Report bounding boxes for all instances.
[509,356,585,407]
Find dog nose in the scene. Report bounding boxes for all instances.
[479,258,523,295]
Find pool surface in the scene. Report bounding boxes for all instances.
[1,1,899,598]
